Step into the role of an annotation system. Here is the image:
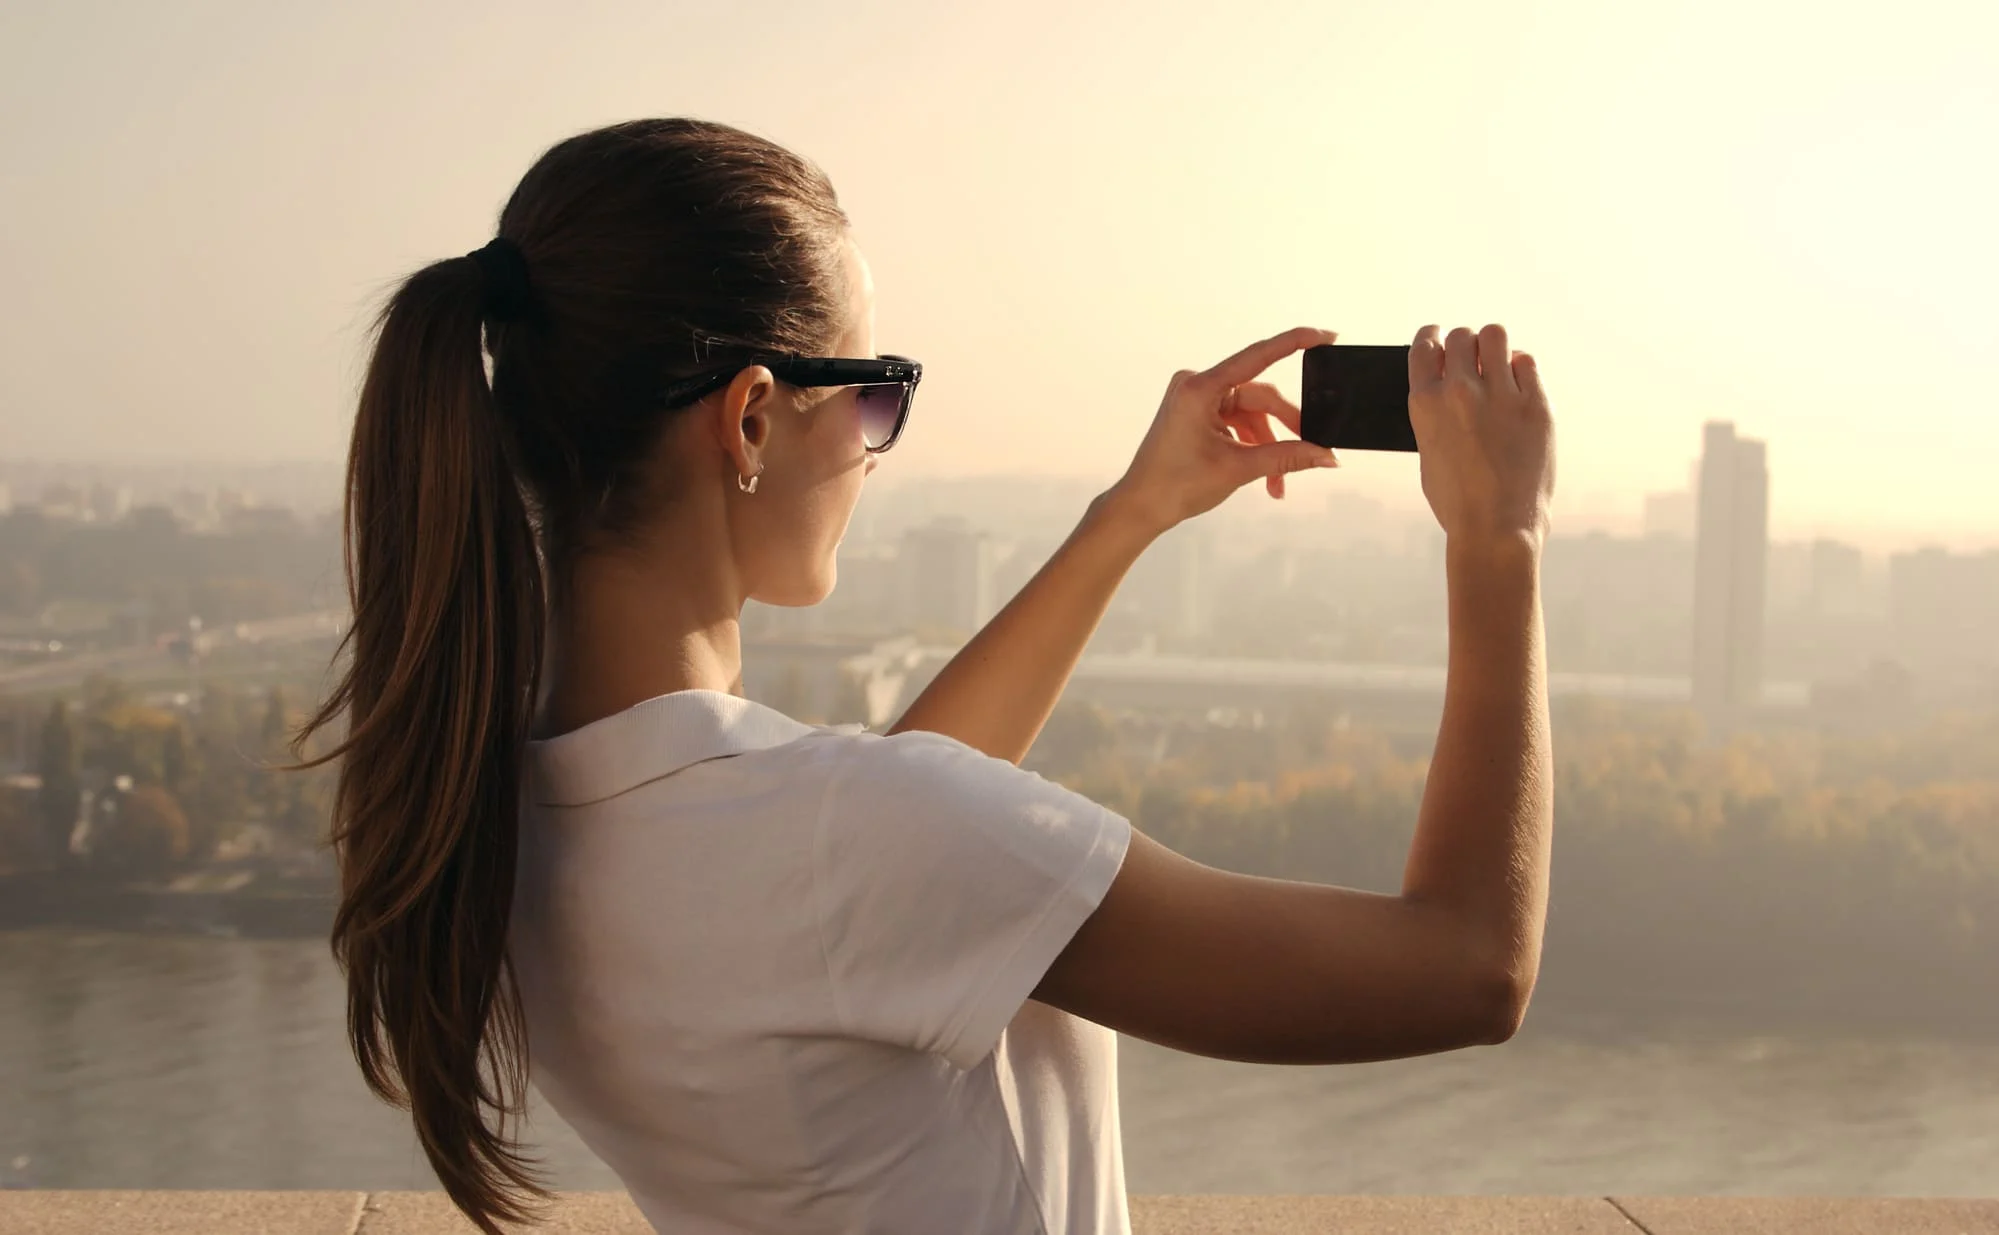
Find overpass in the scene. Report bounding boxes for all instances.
[750,639,1811,731]
[0,611,349,697]
[4,618,1810,731]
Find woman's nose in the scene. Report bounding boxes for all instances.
[864,453,879,477]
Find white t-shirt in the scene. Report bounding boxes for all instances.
[508,689,1135,1235]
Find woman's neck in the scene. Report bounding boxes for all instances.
[535,536,745,740]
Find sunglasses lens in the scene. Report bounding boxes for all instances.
[856,383,908,451]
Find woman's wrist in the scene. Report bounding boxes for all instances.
[1087,483,1173,553]
[1444,526,1545,572]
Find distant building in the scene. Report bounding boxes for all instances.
[1887,547,1999,677]
[742,635,926,728]
[1642,489,1695,539]
[1542,531,1694,674]
[1124,521,1214,643]
[741,596,826,640]
[215,487,257,520]
[36,482,86,521]
[1807,538,1869,620]
[1691,422,1769,715]
[888,649,1810,735]
[168,487,221,532]
[1765,541,1814,619]
[88,482,132,524]
[221,504,303,536]
[814,543,902,635]
[900,517,999,636]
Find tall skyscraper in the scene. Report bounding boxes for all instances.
[1692,422,1769,714]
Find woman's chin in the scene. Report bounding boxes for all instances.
[757,569,838,611]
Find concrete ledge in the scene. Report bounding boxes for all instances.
[2,1192,1995,1233]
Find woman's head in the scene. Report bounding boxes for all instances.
[487,117,875,599]
[299,118,875,1233]
[653,232,884,607]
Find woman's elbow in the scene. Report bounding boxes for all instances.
[1461,963,1538,1046]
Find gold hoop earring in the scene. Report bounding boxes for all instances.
[737,463,764,495]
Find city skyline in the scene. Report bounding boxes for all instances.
[2,1,1996,549]
[2,438,1993,559]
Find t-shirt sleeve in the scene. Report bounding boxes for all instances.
[812,729,1132,1071]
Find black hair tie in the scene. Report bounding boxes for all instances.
[466,236,535,323]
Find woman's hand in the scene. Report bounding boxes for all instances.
[1407,323,1556,547]
[1105,326,1343,537]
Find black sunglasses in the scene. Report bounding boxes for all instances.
[657,354,922,454]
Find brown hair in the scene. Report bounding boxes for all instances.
[295,119,850,1232]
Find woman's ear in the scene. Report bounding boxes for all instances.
[712,365,777,479]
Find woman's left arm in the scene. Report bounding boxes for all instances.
[887,326,1343,764]
[884,489,1157,764]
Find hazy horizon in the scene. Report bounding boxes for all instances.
[4,0,1995,552]
[5,455,1995,557]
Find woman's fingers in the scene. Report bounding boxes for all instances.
[1443,326,1481,386]
[1225,382,1324,499]
[1479,323,1516,393]
[1222,398,1287,499]
[1114,327,1344,534]
[1195,326,1338,396]
[1410,324,1445,391]
[1228,381,1303,437]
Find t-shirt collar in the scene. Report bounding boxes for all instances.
[527,689,855,807]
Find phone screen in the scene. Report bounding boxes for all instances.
[1299,344,1416,452]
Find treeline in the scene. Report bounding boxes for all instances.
[0,676,336,876]
[0,505,342,632]
[1028,699,1999,1035]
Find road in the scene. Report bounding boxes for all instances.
[0,610,349,695]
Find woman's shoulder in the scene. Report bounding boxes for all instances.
[804,725,1102,827]
[810,724,1015,780]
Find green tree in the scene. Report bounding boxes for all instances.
[186,686,256,853]
[260,685,291,756]
[94,785,191,875]
[0,784,33,871]
[257,685,293,832]
[1028,701,1116,779]
[162,721,191,792]
[35,701,81,866]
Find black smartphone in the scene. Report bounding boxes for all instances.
[1299,344,1416,452]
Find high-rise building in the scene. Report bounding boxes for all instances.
[900,517,999,637]
[1691,422,1769,714]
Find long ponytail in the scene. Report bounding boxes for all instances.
[298,253,549,1232]
[293,118,854,1233]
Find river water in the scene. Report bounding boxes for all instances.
[2,931,1994,1196]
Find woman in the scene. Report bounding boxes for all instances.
[302,118,1556,1235]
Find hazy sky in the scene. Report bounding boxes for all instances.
[2,0,1994,549]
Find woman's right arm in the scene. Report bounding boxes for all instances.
[1031,323,1557,1065]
